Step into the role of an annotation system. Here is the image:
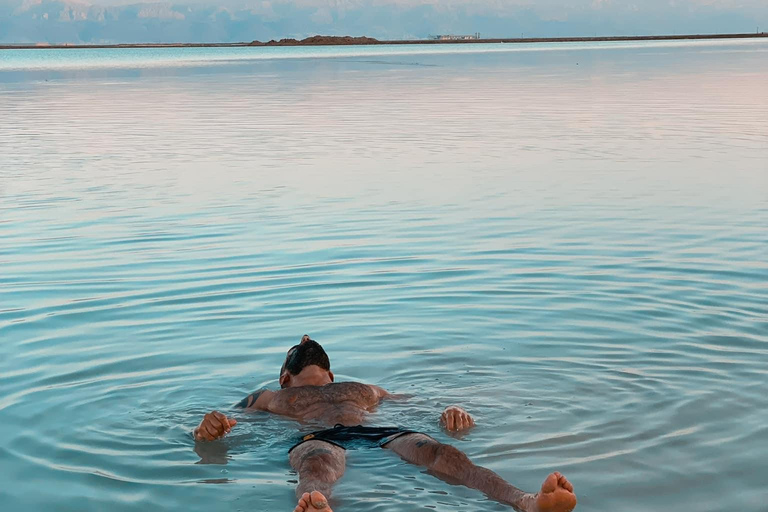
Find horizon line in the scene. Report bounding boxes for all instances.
[2,31,767,50]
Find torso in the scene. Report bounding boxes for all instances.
[266,382,382,426]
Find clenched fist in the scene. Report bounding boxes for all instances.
[440,405,475,432]
[194,410,237,441]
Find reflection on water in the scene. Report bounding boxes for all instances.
[0,40,767,512]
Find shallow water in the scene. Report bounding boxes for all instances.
[1,40,767,512]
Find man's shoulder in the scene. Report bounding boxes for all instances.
[327,381,378,389]
[328,381,388,397]
[236,388,276,410]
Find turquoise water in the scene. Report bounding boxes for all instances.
[1,40,767,511]
[2,38,766,72]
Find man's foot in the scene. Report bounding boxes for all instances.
[536,472,577,512]
[293,491,332,512]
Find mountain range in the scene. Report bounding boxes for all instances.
[1,0,766,44]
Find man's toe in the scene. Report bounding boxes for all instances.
[541,473,559,493]
[294,492,311,512]
[310,490,329,509]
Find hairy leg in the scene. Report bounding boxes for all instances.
[289,440,346,499]
[385,434,576,512]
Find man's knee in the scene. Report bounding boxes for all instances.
[432,443,472,476]
[386,433,437,461]
[289,441,345,480]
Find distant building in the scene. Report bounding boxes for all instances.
[430,33,481,41]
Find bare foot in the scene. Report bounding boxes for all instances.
[293,491,332,512]
[536,472,577,512]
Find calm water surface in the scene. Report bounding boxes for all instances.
[1,40,767,512]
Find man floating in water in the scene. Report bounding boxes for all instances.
[194,335,577,512]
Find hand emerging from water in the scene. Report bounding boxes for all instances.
[441,406,475,432]
[194,410,237,441]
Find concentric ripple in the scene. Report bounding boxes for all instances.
[1,40,767,512]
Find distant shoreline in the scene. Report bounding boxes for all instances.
[1,32,766,50]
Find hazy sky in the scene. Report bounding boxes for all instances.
[8,0,767,9]
[2,0,767,44]
[57,0,768,7]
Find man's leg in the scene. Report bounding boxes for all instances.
[385,434,576,512]
[289,440,345,511]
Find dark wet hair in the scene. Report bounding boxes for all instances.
[280,338,330,385]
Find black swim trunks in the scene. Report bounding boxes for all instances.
[289,424,419,453]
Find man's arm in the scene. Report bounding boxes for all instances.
[372,385,412,401]
[235,389,275,410]
[374,385,472,431]
[373,385,472,431]
[194,390,276,442]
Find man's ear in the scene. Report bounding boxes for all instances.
[328,371,334,383]
[279,373,290,388]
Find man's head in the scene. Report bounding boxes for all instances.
[279,335,334,388]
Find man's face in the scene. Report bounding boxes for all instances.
[279,335,333,388]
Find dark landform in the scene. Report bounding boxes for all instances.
[254,35,381,46]
[1,33,766,50]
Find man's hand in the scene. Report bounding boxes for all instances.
[194,411,237,441]
[440,406,475,432]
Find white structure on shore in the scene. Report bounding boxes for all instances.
[430,33,481,41]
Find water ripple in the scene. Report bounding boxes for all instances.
[1,40,767,512]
